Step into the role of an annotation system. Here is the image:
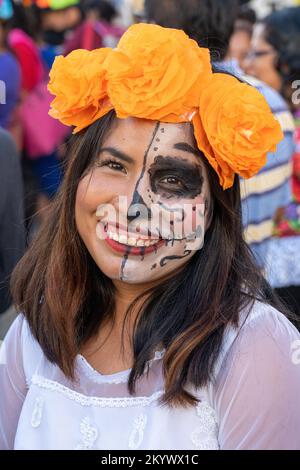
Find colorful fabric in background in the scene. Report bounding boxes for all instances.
[213,60,294,268]
[0,2,21,131]
[45,0,79,8]
[21,0,79,9]
[64,18,124,53]
[239,76,295,268]
[8,29,44,93]
[0,0,13,20]
[273,111,300,237]
[265,119,300,287]
[0,52,20,129]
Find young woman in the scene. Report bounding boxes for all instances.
[1,23,300,450]
[243,6,300,97]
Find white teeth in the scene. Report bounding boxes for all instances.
[119,235,127,244]
[105,229,159,247]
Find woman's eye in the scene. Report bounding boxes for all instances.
[98,159,126,173]
[160,176,185,188]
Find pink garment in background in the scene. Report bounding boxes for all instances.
[8,29,43,93]
[8,30,69,158]
[20,80,70,159]
[64,19,124,54]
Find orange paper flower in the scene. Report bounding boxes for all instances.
[192,73,284,189]
[104,23,212,122]
[48,48,113,133]
[47,23,284,189]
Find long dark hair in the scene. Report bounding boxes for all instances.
[145,0,239,62]
[11,108,289,408]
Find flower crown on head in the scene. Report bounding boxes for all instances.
[48,23,283,189]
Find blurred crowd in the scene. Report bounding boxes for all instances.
[0,0,300,337]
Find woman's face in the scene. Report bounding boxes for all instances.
[75,117,211,285]
[229,29,252,67]
[243,23,282,92]
[42,7,81,32]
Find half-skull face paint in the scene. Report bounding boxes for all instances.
[75,117,211,284]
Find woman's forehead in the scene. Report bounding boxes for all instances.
[252,23,268,46]
[102,117,198,154]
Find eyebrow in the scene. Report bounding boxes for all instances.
[173,142,201,157]
[149,155,203,173]
[99,142,201,164]
[98,147,135,164]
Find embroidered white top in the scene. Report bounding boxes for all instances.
[1,301,300,450]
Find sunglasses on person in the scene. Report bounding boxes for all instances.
[246,49,276,60]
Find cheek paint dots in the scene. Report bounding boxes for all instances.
[147,188,155,203]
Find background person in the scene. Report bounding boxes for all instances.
[0,128,25,339]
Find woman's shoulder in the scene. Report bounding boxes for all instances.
[215,300,300,379]
[235,299,299,354]
[238,299,299,338]
[1,314,45,383]
[4,313,35,344]
[210,300,300,450]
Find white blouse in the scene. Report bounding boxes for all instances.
[1,301,300,450]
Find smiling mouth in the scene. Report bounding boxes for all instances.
[105,228,160,247]
[98,222,169,256]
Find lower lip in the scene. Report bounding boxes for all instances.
[105,237,166,255]
[97,223,166,256]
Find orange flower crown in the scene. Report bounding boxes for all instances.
[48,23,283,189]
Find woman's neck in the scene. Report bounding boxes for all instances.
[80,281,154,372]
[112,279,153,326]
